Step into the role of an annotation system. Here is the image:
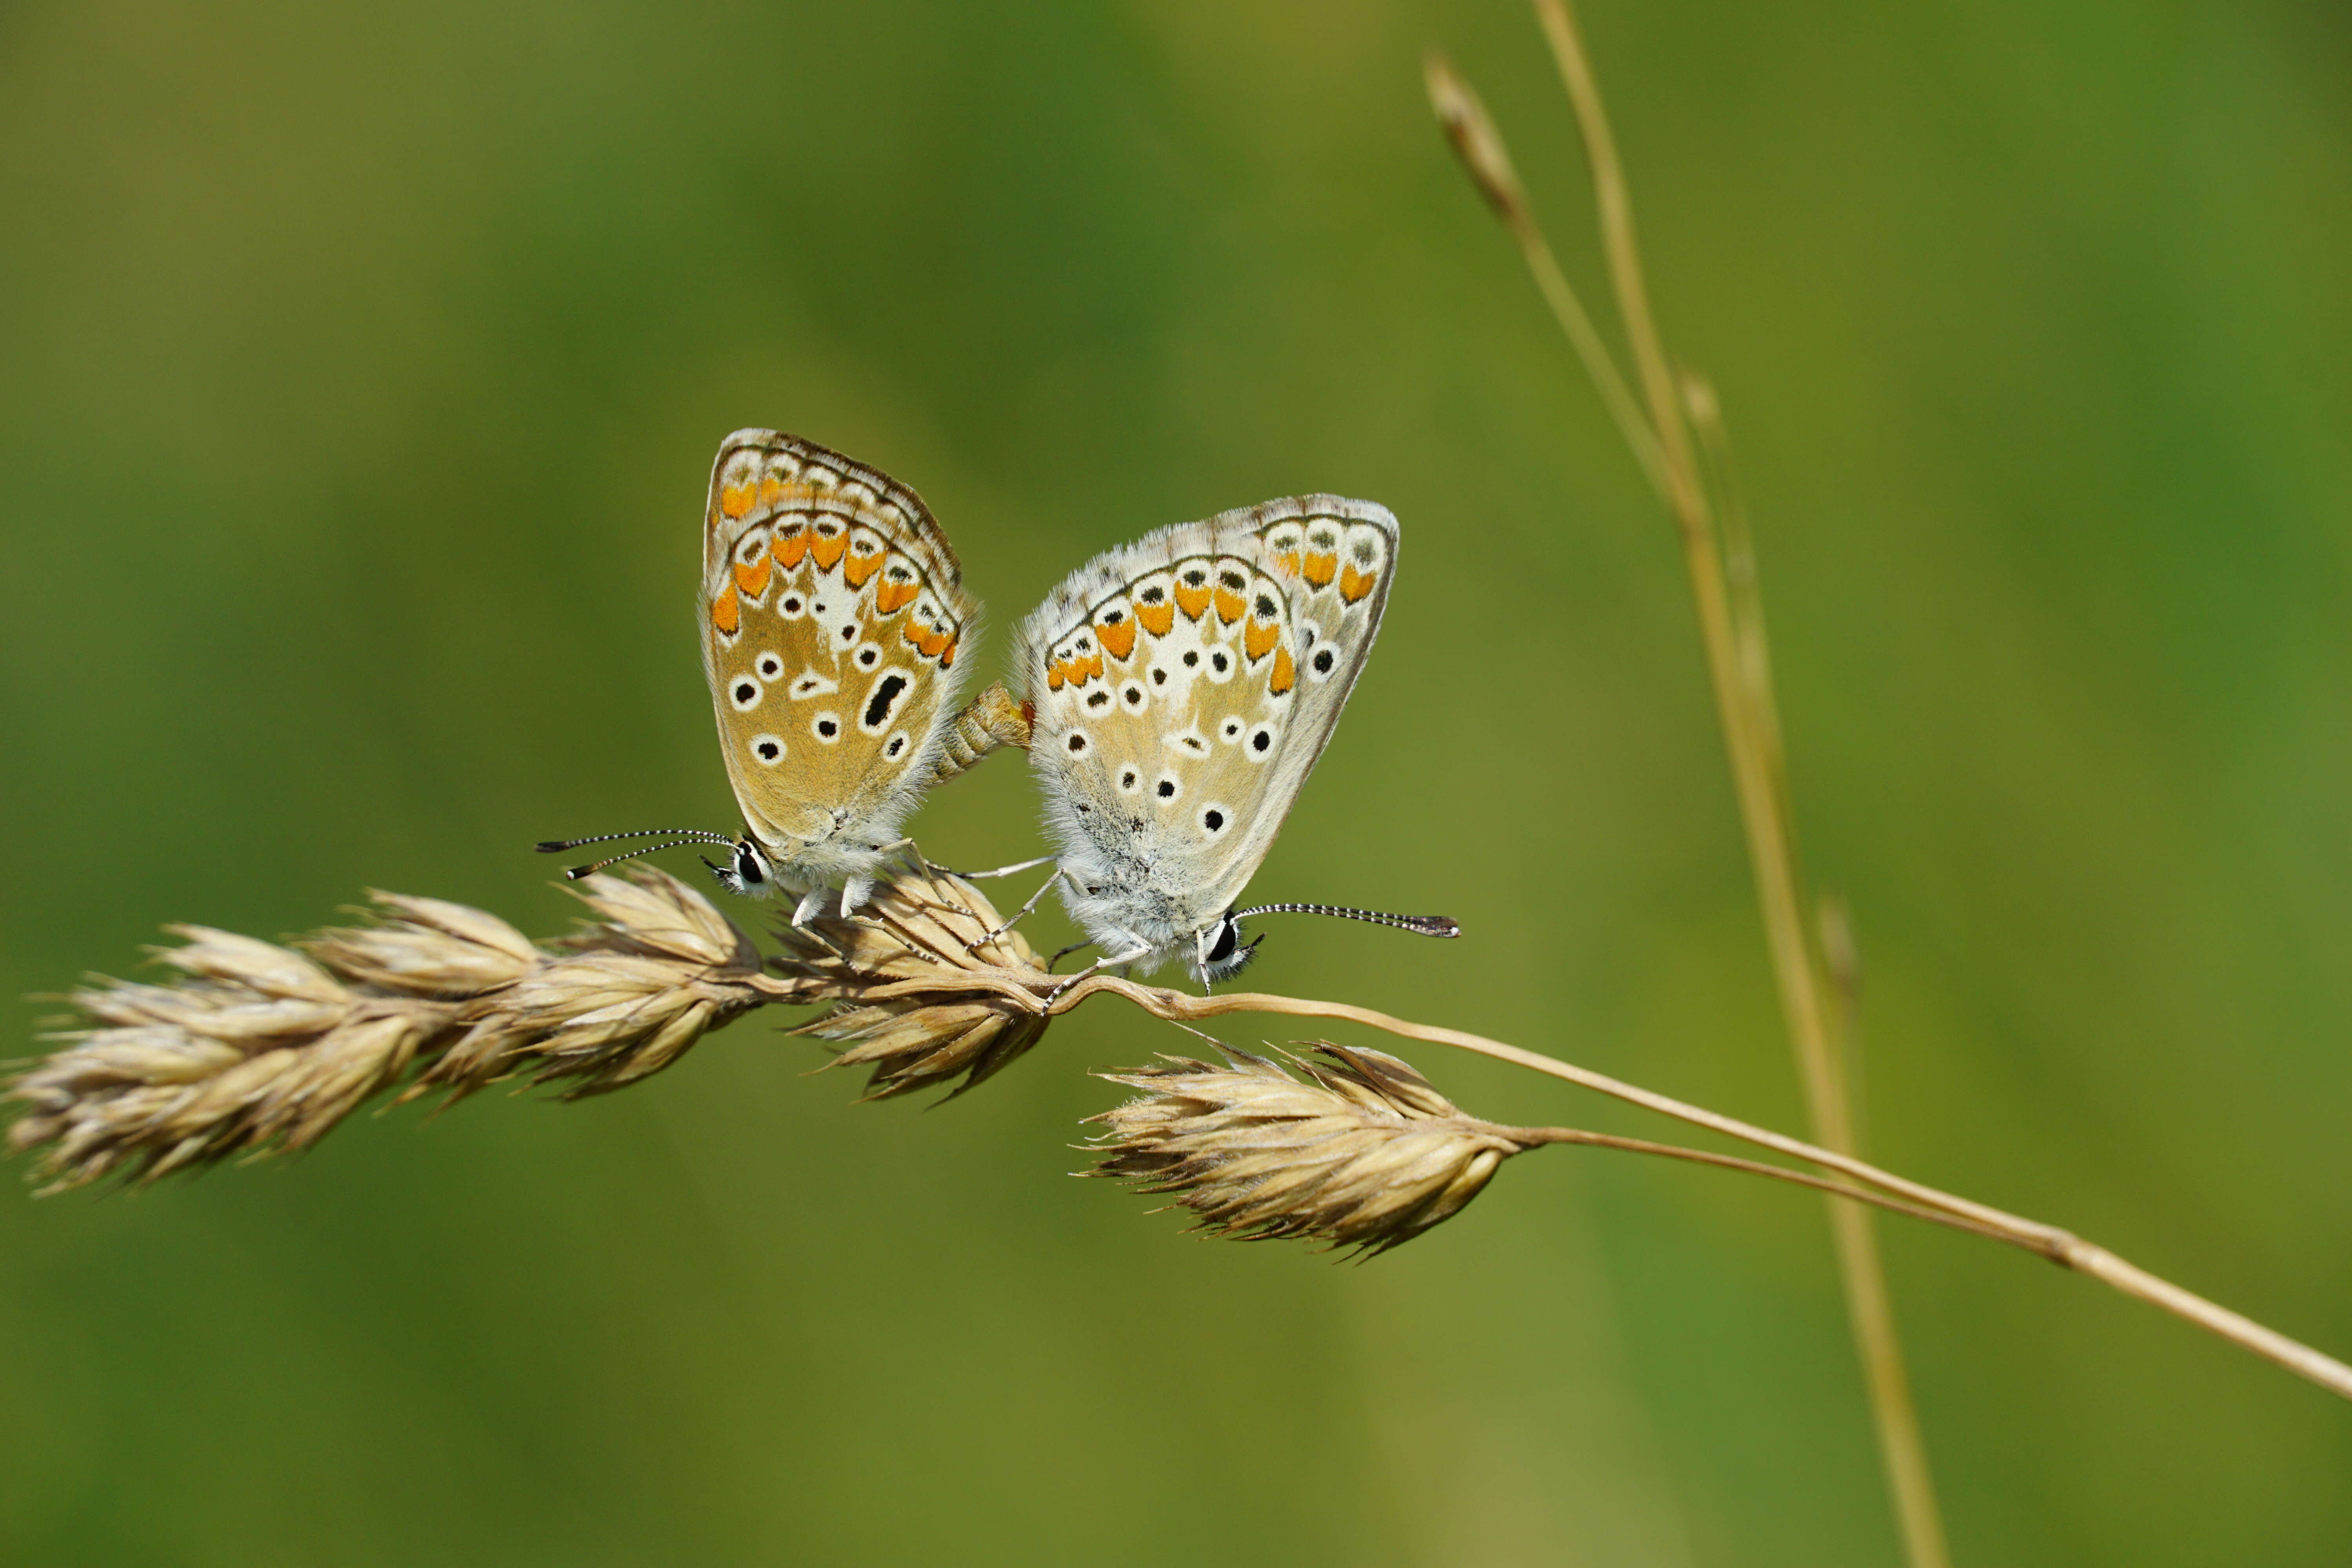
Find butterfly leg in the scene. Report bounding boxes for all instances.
[790,886,832,927]
[965,864,1071,953]
[926,853,1056,882]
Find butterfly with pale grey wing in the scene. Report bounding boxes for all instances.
[1005,495,1458,988]
[540,430,1030,921]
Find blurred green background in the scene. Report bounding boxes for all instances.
[4,0,2349,1563]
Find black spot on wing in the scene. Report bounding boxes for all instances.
[863,673,909,730]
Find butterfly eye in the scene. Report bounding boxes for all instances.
[733,843,767,886]
[1204,915,1240,964]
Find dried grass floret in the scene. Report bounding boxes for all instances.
[414,869,765,1100]
[779,867,1055,1099]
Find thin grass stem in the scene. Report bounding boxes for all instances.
[967,970,2352,1405]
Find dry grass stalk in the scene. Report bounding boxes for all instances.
[1085,1043,1531,1254]
[7,868,766,1190]
[773,866,1055,1099]
[13,866,2352,1408]
[1045,971,2352,1399]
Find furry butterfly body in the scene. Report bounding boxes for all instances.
[1016,496,1424,983]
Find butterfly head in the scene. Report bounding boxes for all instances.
[1192,908,1267,985]
[705,836,779,899]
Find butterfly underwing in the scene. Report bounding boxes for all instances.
[698,430,998,914]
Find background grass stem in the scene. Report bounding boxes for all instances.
[1509,2,1953,1559]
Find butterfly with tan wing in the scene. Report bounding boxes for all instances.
[540,430,1029,920]
[1011,495,1457,987]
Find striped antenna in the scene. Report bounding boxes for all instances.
[536,829,735,853]
[553,836,737,881]
[1230,902,1461,938]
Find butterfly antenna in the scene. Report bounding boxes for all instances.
[555,837,732,881]
[1231,902,1461,938]
[536,828,737,854]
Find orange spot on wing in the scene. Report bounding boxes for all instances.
[1096,616,1137,661]
[1046,662,1067,691]
[1213,586,1245,624]
[844,545,884,588]
[1302,552,1337,588]
[1174,580,1211,621]
[1136,601,1175,637]
[1271,545,1301,577]
[936,635,957,669]
[710,589,740,636]
[875,577,918,614]
[1062,652,1103,686]
[809,526,847,572]
[774,521,809,567]
[733,555,773,598]
[1269,645,1295,695]
[720,482,755,520]
[1244,617,1279,662]
[1339,565,1376,603]
[759,475,786,507]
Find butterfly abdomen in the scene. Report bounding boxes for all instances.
[927,681,1034,786]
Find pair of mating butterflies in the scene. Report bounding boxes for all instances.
[544,430,1455,987]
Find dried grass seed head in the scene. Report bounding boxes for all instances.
[1085,1042,1534,1255]
[8,923,433,1191]
[1424,53,1529,225]
[8,867,772,1189]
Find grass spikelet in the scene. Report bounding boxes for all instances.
[1083,1042,1532,1255]
[779,867,1055,1099]
[6,867,769,1187]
